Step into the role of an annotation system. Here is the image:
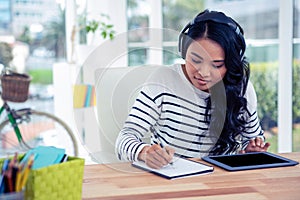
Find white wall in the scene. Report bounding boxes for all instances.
[54,0,127,163]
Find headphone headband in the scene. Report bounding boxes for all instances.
[178,10,245,59]
[190,10,243,36]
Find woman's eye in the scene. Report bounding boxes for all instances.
[191,58,202,64]
[212,63,224,69]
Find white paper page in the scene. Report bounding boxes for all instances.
[132,156,213,179]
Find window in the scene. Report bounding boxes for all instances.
[162,0,204,65]
[0,0,65,112]
[0,0,11,33]
[127,0,150,66]
[206,0,280,153]
[127,0,300,153]
[293,0,300,151]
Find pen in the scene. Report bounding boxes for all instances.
[154,133,174,165]
[15,168,22,192]
[19,154,34,190]
[0,159,9,194]
[4,161,13,193]
[0,173,4,194]
[15,161,25,192]
[11,165,18,192]
[11,152,19,192]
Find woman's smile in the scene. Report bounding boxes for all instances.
[194,75,210,85]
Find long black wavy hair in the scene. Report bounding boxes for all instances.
[186,11,250,155]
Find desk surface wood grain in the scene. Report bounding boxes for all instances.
[82,152,300,200]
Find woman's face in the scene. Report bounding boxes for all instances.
[184,38,227,92]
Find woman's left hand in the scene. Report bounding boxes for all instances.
[240,137,271,153]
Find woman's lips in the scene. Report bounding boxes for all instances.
[194,76,210,85]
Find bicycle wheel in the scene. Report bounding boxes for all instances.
[0,109,78,157]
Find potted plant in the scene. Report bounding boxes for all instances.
[70,13,116,64]
[84,14,115,42]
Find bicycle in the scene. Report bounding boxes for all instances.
[0,67,78,157]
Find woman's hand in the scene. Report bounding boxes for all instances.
[240,137,271,153]
[138,144,175,169]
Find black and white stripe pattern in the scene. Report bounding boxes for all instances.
[115,64,263,161]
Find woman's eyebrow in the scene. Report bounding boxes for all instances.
[191,52,203,60]
[213,60,225,63]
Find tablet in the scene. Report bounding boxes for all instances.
[202,152,299,171]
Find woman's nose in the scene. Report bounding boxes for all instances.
[197,64,210,77]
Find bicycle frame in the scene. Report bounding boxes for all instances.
[0,102,24,144]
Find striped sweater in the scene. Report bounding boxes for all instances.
[115,64,264,162]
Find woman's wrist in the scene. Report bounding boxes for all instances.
[138,145,150,162]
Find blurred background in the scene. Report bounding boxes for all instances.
[0,0,299,159]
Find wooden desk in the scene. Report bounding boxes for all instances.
[82,152,300,200]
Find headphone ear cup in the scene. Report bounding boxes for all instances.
[178,23,192,59]
[179,33,192,59]
[178,32,185,59]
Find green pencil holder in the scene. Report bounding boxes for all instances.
[0,156,85,200]
[25,157,84,200]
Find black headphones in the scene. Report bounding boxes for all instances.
[178,10,246,59]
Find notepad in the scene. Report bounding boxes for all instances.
[132,156,214,179]
[22,146,66,170]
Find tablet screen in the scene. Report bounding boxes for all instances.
[210,153,287,167]
[202,152,299,171]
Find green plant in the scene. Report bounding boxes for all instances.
[265,125,300,153]
[78,13,115,44]
[69,13,115,63]
[250,62,278,130]
[250,61,300,130]
[85,14,115,40]
[293,60,300,122]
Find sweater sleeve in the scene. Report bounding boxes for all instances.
[240,81,265,149]
[115,87,162,162]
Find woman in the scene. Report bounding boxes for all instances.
[115,9,270,169]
